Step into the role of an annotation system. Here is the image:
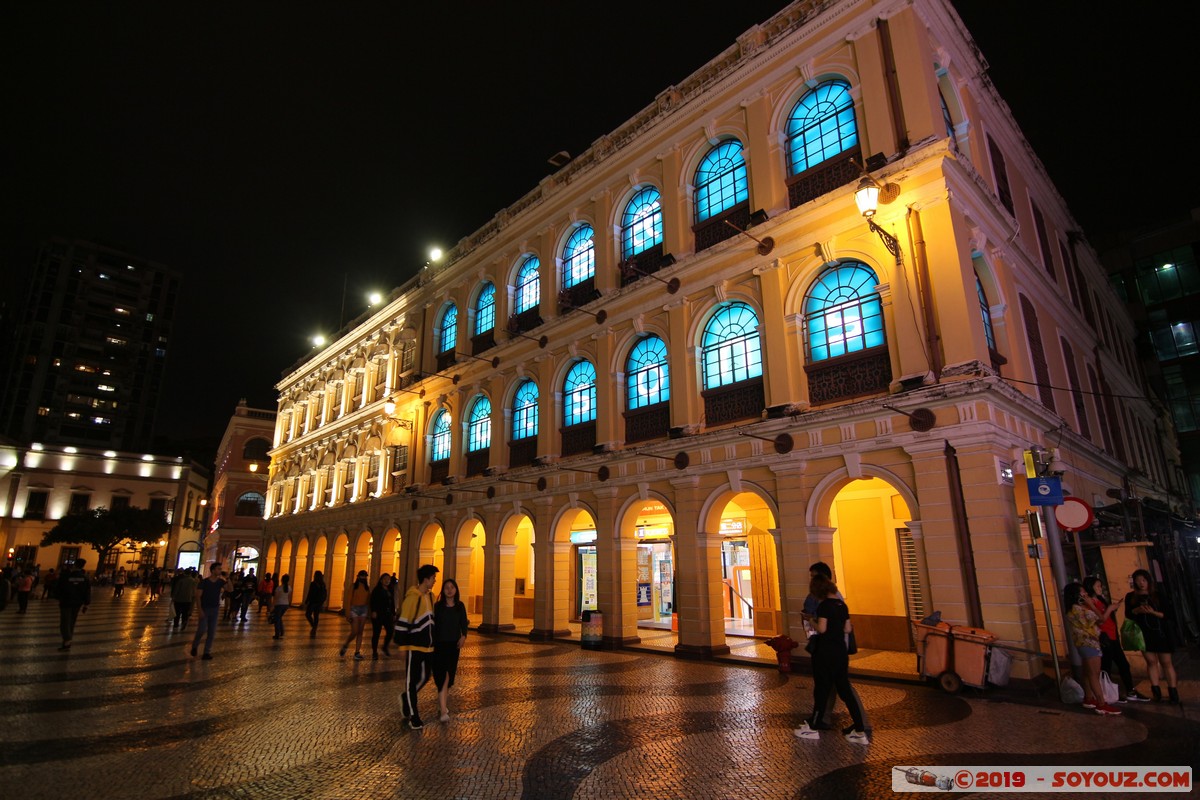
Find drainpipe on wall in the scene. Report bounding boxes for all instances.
[907,208,943,380]
[945,441,984,628]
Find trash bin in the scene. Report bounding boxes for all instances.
[912,620,952,679]
[764,635,799,673]
[987,645,1013,687]
[581,610,603,650]
[948,626,997,691]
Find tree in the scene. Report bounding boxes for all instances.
[41,507,170,575]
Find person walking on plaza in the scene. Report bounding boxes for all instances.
[305,571,327,637]
[41,568,57,600]
[1124,569,1180,703]
[15,569,35,613]
[1085,576,1147,703]
[112,567,127,598]
[395,564,439,730]
[257,572,275,615]
[369,573,395,659]
[0,568,11,612]
[1064,581,1121,716]
[236,570,257,622]
[190,562,227,660]
[340,570,371,659]
[57,559,91,650]
[795,574,869,744]
[171,568,200,627]
[271,574,291,639]
[432,577,469,722]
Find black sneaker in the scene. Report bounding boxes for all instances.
[408,717,424,730]
[201,653,213,660]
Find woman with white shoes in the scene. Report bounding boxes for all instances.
[431,578,469,723]
[795,574,869,745]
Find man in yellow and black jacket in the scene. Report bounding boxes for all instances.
[394,564,438,729]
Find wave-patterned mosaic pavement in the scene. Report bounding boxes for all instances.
[1,593,1196,799]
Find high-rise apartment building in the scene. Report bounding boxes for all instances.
[0,238,180,451]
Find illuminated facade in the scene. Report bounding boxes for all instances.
[262,0,1186,677]
[0,441,209,575]
[204,400,275,574]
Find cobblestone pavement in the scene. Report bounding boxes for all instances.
[2,593,1197,799]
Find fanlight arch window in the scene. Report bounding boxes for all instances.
[621,187,663,259]
[474,282,495,336]
[512,380,539,441]
[236,491,265,517]
[467,396,492,453]
[563,360,597,426]
[430,409,451,462]
[785,79,857,175]
[803,262,885,362]
[562,225,595,289]
[626,336,670,410]
[976,272,996,352]
[694,140,748,222]
[701,301,762,389]
[515,256,540,313]
[242,437,271,462]
[438,304,458,354]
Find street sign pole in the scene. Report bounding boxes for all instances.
[1024,449,1080,669]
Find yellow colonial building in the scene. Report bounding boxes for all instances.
[261,0,1184,679]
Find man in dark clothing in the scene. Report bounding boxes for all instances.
[57,559,92,650]
[190,562,226,660]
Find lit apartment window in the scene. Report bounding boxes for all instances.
[106,337,127,346]
[98,384,116,392]
[37,407,50,416]
[67,412,81,419]
[93,416,111,425]
[146,313,155,321]
[75,364,97,373]
[114,307,131,315]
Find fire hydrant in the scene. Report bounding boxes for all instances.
[765,635,800,673]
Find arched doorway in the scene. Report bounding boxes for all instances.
[350,530,372,581]
[622,497,676,631]
[452,518,485,618]
[828,477,919,652]
[329,532,349,609]
[294,538,311,604]
[382,528,402,579]
[555,506,599,623]
[416,522,445,598]
[709,489,780,639]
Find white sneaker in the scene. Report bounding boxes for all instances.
[439,713,450,722]
[845,729,871,745]
[793,722,820,740]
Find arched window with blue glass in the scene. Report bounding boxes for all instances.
[626,336,669,410]
[702,302,762,390]
[804,262,885,362]
[512,380,539,441]
[562,225,595,289]
[429,409,451,462]
[467,396,491,453]
[563,361,597,426]
[474,282,495,337]
[561,360,597,456]
[621,187,663,259]
[785,79,857,177]
[437,303,457,354]
[515,256,540,314]
[694,140,748,223]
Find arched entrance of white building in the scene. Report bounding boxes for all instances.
[329,532,349,609]
[292,540,310,603]
[416,522,445,597]
[556,506,599,623]
[825,476,923,652]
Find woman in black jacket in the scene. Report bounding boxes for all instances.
[369,573,395,659]
[1124,569,1179,703]
[304,571,327,638]
[432,577,470,722]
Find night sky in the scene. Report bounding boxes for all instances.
[4,2,1195,461]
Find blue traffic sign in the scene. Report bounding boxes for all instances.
[1027,476,1063,506]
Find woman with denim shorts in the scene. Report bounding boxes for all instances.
[340,570,371,660]
[1065,582,1121,716]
